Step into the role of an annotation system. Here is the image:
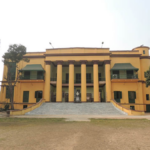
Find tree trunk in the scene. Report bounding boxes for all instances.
[9,86,14,110]
[10,97,14,110]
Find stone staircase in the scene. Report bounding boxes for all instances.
[25,103,127,115]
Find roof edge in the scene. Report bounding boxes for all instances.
[132,46,149,50]
[46,47,110,50]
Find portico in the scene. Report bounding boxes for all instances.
[44,60,111,103]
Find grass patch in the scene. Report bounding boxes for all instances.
[91,119,150,128]
[0,118,66,128]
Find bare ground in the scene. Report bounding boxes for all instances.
[0,118,150,150]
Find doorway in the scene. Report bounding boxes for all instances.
[35,91,43,102]
[146,105,150,112]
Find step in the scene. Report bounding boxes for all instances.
[26,103,127,115]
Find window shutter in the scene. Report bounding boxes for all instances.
[119,91,122,99]
[128,91,131,99]
[23,91,29,102]
[35,91,37,98]
[134,92,136,99]
[114,91,117,99]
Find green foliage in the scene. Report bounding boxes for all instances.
[145,67,150,87]
[2,44,29,65]
[2,44,29,110]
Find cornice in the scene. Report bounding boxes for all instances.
[110,54,141,57]
[44,53,110,56]
[140,56,150,59]
[23,55,45,58]
[104,60,111,64]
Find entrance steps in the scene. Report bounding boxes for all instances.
[25,103,127,115]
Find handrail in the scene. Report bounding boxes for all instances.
[111,99,145,115]
[7,99,45,116]
[20,75,44,80]
[111,74,138,79]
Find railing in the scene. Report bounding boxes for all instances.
[74,80,81,83]
[51,77,57,81]
[111,99,145,115]
[86,80,93,83]
[50,78,105,84]
[8,99,45,116]
[62,80,69,84]
[111,74,138,79]
[20,75,44,80]
[99,77,105,81]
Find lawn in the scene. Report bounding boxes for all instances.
[0,118,150,150]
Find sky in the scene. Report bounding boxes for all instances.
[0,0,150,81]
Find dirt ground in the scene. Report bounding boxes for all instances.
[0,118,150,150]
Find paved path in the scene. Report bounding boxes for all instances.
[9,114,150,121]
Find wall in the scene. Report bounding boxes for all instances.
[111,82,144,111]
[111,57,141,79]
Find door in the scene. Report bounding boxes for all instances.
[86,73,91,83]
[146,105,150,112]
[35,91,43,102]
[66,73,69,83]
[65,93,68,102]
[24,71,30,79]
[98,73,101,81]
[23,91,29,103]
[127,70,133,79]
[37,71,43,79]
[76,74,81,83]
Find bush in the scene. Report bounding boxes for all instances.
[4,104,9,111]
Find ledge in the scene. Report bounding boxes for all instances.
[111,79,139,83]
[19,80,45,83]
[111,99,145,115]
[7,99,45,116]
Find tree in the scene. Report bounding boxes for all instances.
[2,44,29,110]
[145,67,150,87]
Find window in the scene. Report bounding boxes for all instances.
[114,91,122,103]
[35,91,43,102]
[112,70,119,78]
[6,86,14,99]
[146,94,149,100]
[126,70,133,79]
[86,73,91,83]
[66,73,69,83]
[143,50,145,54]
[130,106,135,110]
[23,105,28,109]
[24,71,30,79]
[23,91,29,102]
[37,71,43,79]
[128,91,136,103]
[98,73,101,81]
[76,74,81,83]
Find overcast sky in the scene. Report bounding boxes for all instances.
[0,0,150,82]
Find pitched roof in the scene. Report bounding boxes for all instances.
[20,64,45,71]
[111,63,138,71]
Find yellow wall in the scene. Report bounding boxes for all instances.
[111,82,144,111]
[1,46,150,112]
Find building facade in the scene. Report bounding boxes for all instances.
[0,45,150,112]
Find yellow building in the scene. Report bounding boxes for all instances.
[0,45,150,112]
